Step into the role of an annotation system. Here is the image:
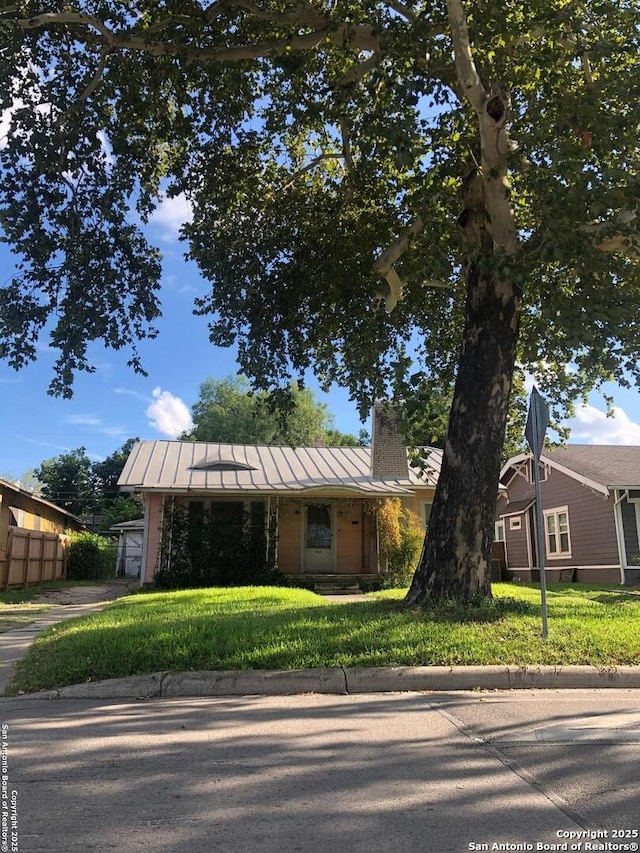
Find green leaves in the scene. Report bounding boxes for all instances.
[184,375,361,446]
[0,0,637,421]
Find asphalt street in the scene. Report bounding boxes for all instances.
[1,689,638,853]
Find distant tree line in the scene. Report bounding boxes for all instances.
[34,439,142,528]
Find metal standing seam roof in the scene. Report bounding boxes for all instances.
[117,441,442,496]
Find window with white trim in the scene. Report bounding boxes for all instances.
[494,521,505,542]
[543,507,571,558]
[419,500,433,531]
[509,516,522,531]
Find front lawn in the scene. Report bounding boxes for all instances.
[6,583,640,695]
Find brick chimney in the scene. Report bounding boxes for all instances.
[370,401,408,479]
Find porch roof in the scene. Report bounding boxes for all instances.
[118,440,441,497]
[499,497,535,517]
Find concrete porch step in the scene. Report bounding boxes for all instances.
[313,582,361,594]
[313,577,360,595]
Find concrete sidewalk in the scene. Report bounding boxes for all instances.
[0,580,137,694]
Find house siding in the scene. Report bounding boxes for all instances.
[0,482,85,590]
[505,519,531,572]
[500,463,621,583]
[0,484,80,544]
[402,487,436,528]
[496,490,532,572]
[275,500,302,574]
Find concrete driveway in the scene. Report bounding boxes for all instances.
[0,580,137,694]
[1,689,638,853]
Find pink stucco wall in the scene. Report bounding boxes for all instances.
[142,492,164,584]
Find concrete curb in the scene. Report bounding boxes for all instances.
[13,664,640,700]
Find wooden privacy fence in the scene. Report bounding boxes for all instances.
[0,528,68,591]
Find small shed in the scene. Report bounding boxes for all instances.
[110,519,145,578]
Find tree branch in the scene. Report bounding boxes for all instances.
[445,0,485,113]
[335,53,380,89]
[4,10,380,63]
[388,0,419,24]
[446,0,517,255]
[6,11,116,43]
[583,210,640,260]
[339,118,354,172]
[581,52,594,85]
[278,152,344,192]
[373,216,424,311]
[75,48,109,103]
[222,0,327,29]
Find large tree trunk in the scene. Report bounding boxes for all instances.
[405,258,521,604]
[404,0,521,605]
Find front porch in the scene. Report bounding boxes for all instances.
[275,497,379,577]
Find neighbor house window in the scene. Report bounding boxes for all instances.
[494,521,505,542]
[419,500,433,531]
[9,508,25,527]
[544,507,571,557]
[509,517,522,531]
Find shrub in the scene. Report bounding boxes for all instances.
[364,500,425,589]
[381,508,424,589]
[66,531,117,581]
[155,498,288,590]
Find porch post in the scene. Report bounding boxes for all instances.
[613,489,628,585]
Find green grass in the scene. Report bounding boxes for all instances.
[5,583,640,695]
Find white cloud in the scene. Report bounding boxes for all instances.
[0,102,19,147]
[63,414,127,439]
[100,425,129,439]
[146,387,193,438]
[565,404,640,445]
[149,192,193,240]
[114,387,152,403]
[96,130,114,165]
[66,414,102,426]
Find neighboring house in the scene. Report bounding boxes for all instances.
[496,446,640,585]
[0,476,86,589]
[110,519,145,578]
[117,404,442,588]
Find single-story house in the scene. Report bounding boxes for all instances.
[496,445,640,585]
[0,476,86,589]
[117,404,442,589]
[110,518,145,578]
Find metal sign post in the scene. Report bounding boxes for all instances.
[525,387,550,639]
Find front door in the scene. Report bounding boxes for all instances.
[304,503,334,572]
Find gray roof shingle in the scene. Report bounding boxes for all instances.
[542,445,640,489]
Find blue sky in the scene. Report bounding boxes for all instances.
[1,192,640,480]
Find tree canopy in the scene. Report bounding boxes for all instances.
[183,375,362,445]
[35,439,141,526]
[1,1,638,601]
[35,447,95,517]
